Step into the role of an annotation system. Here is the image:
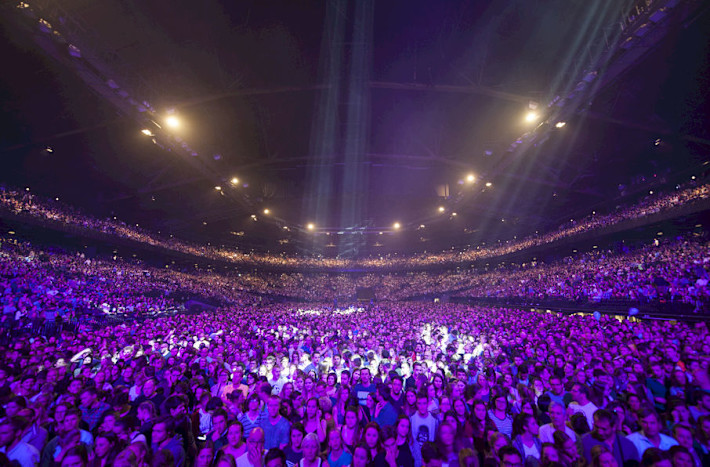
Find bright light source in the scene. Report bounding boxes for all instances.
[419,224,426,229]
[466,174,476,183]
[393,222,401,230]
[263,208,270,215]
[307,223,315,230]
[165,116,180,128]
[451,212,457,217]
[485,182,492,187]
[524,111,539,123]
[141,129,154,136]
[214,186,222,191]
[230,177,239,185]
[438,206,445,213]
[555,121,566,128]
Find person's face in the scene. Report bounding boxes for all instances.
[674,427,693,448]
[143,379,155,396]
[196,448,214,467]
[341,373,350,387]
[304,378,314,392]
[542,446,559,463]
[267,397,280,417]
[95,436,112,458]
[594,418,614,441]
[493,435,508,453]
[494,396,507,411]
[640,414,660,437]
[266,456,285,467]
[329,430,342,450]
[353,447,369,467]
[303,438,319,460]
[63,413,80,431]
[54,405,67,422]
[152,422,168,445]
[365,427,379,448]
[0,424,16,448]
[248,397,260,412]
[391,378,403,395]
[213,415,227,435]
[100,414,116,433]
[68,380,82,394]
[473,403,486,421]
[345,411,357,427]
[598,452,618,467]
[396,418,410,438]
[563,438,576,458]
[439,398,451,414]
[5,402,20,418]
[61,454,85,467]
[549,378,563,395]
[79,391,95,408]
[291,429,304,448]
[361,369,371,385]
[406,391,417,405]
[440,423,454,446]
[671,450,693,467]
[228,423,243,446]
[525,417,539,436]
[417,397,429,415]
[306,399,318,417]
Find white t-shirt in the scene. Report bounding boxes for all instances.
[568,401,598,430]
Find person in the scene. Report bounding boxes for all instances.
[411,393,438,467]
[209,408,230,451]
[354,369,377,407]
[568,383,598,431]
[553,430,582,467]
[626,410,678,457]
[341,406,361,453]
[421,442,444,467]
[79,387,111,432]
[303,398,327,444]
[240,394,266,439]
[151,416,186,467]
[671,424,704,467]
[60,444,89,467]
[362,422,386,467]
[511,413,541,464]
[393,416,416,467]
[0,416,40,467]
[581,409,639,466]
[487,393,513,438]
[434,421,459,467]
[374,384,399,428]
[299,433,328,467]
[261,395,291,450]
[326,428,352,467]
[667,445,694,467]
[237,427,265,467]
[89,431,120,467]
[539,402,577,444]
[284,424,305,467]
[222,421,248,460]
[352,443,371,467]
[196,442,215,467]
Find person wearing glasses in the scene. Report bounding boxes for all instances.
[237,427,266,467]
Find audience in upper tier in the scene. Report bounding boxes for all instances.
[1,232,710,466]
[2,178,709,269]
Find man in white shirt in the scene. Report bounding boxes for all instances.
[237,427,265,467]
[0,416,40,467]
[626,409,678,457]
[539,402,578,443]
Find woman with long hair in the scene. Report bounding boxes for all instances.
[326,427,353,467]
[299,433,330,467]
[553,430,583,467]
[361,422,385,467]
[284,423,307,467]
[402,389,418,417]
[487,392,513,438]
[332,386,351,427]
[351,444,371,467]
[393,416,415,467]
[304,397,327,443]
[89,431,122,467]
[340,406,361,453]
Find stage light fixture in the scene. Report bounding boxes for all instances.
[263,208,270,215]
[393,222,401,230]
[485,182,493,187]
[230,177,239,185]
[438,206,445,213]
[524,111,539,123]
[307,223,315,230]
[466,174,476,183]
[214,186,222,191]
[165,115,180,128]
[555,122,566,128]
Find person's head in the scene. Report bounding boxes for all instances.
[195,442,215,467]
[548,401,566,428]
[247,427,265,457]
[328,427,343,451]
[63,407,82,432]
[498,446,523,467]
[360,367,371,385]
[151,416,176,446]
[668,445,693,467]
[640,447,671,467]
[540,443,560,465]
[553,430,577,460]
[0,416,25,448]
[590,444,618,467]
[79,387,99,408]
[592,409,615,442]
[4,396,26,419]
[226,420,244,447]
[60,445,89,467]
[127,441,148,465]
[390,375,403,395]
[488,432,510,455]
[416,394,429,416]
[302,432,320,461]
[352,444,371,467]
[265,448,287,467]
[136,400,157,423]
[362,422,382,451]
[289,423,306,450]
[267,395,281,418]
[436,421,455,448]
[672,424,694,449]
[94,431,118,459]
[639,409,662,438]
[570,383,589,403]
[395,416,412,443]
[421,441,443,467]
[345,406,359,428]
[212,408,229,435]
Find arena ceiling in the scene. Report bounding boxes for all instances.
[1,0,709,257]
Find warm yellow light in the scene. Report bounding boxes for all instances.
[165,116,180,128]
[466,174,476,183]
[307,223,315,230]
[555,121,566,128]
[263,209,270,215]
[141,129,154,136]
[452,212,457,217]
[438,206,445,213]
[230,177,239,185]
[214,186,222,191]
[525,111,539,123]
[393,222,401,230]
[485,182,492,187]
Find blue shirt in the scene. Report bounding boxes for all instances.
[260,415,290,450]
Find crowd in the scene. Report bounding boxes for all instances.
[2,230,710,466]
[2,179,709,271]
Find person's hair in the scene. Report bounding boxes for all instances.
[590,444,612,467]
[487,431,510,454]
[0,415,27,434]
[671,423,693,439]
[421,441,442,464]
[288,422,306,447]
[212,408,229,423]
[302,432,320,450]
[265,448,287,466]
[361,422,383,453]
[498,446,522,464]
[512,413,534,438]
[153,415,176,435]
[458,448,478,467]
[113,448,137,467]
[640,447,667,467]
[62,444,89,466]
[7,395,27,409]
[569,412,590,435]
[572,383,589,397]
[137,400,157,418]
[353,443,372,463]
[593,408,613,425]
[638,408,662,424]
[552,430,572,451]
[394,415,413,445]
[164,394,187,413]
